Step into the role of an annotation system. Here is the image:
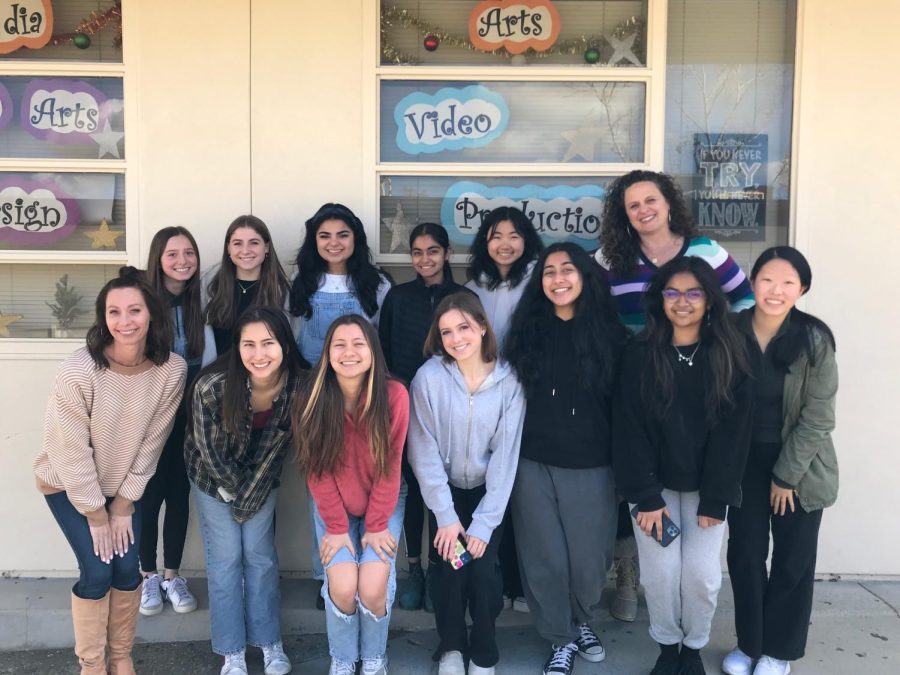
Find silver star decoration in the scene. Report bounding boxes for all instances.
[90,120,125,159]
[382,202,413,253]
[560,114,604,162]
[607,33,641,66]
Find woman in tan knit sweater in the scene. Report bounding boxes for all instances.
[34,267,186,675]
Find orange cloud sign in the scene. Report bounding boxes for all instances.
[469,0,561,55]
[0,0,54,55]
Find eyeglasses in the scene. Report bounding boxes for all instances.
[661,288,705,302]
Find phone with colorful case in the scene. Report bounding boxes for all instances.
[450,535,473,570]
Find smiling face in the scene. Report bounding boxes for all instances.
[411,234,449,286]
[316,218,355,274]
[662,272,707,334]
[228,226,269,280]
[438,308,485,365]
[329,323,373,381]
[542,251,583,320]
[239,321,284,383]
[486,220,525,280]
[623,180,672,238]
[105,287,150,349]
[159,234,198,292]
[751,258,805,321]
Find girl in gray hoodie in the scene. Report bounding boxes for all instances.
[408,292,525,675]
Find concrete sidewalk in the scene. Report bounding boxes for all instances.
[0,577,898,673]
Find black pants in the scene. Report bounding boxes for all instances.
[401,452,425,560]
[498,508,523,597]
[139,414,190,572]
[727,442,823,661]
[428,484,505,668]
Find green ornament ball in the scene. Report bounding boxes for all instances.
[73,33,91,49]
[584,47,600,64]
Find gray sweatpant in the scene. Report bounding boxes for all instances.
[511,458,617,645]
[630,489,725,649]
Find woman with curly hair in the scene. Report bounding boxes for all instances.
[595,170,754,622]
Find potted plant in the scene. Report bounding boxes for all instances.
[46,274,85,338]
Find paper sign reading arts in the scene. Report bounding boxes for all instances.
[394,85,509,155]
[0,0,53,55]
[441,181,603,249]
[21,79,108,144]
[469,0,561,54]
[0,177,81,245]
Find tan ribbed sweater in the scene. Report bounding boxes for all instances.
[33,347,187,526]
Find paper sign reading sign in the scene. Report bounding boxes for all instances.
[0,0,53,55]
[0,82,12,130]
[394,85,509,155]
[469,0,561,54]
[441,181,603,249]
[0,177,81,245]
[21,79,107,144]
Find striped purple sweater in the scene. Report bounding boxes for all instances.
[593,236,754,333]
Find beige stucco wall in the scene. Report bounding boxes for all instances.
[0,0,897,576]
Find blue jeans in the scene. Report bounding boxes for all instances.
[192,483,282,656]
[298,290,365,365]
[313,481,406,663]
[45,492,143,600]
[308,488,324,580]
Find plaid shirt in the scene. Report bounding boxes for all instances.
[185,370,301,523]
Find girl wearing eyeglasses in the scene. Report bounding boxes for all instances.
[612,257,752,675]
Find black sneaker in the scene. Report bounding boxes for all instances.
[575,623,606,662]
[543,642,578,675]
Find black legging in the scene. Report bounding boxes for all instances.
[139,413,190,573]
[401,452,425,560]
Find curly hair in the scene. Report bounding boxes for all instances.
[466,206,544,290]
[599,170,697,278]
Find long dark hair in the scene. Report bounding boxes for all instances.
[145,226,204,359]
[196,307,306,435]
[750,246,835,368]
[600,170,698,277]
[294,314,395,478]
[424,292,497,364]
[466,206,544,290]
[85,266,172,368]
[410,222,454,283]
[505,243,627,398]
[289,203,387,319]
[640,257,749,422]
[206,215,290,330]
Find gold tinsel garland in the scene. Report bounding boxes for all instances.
[380,5,645,65]
[50,1,123,49]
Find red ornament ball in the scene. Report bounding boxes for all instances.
[423,34,440,52]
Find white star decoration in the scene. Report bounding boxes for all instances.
[560,114,604,162]
[90,120,125,159]
[382,202,413,253]
[607,33,642,66]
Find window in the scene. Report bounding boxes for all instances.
[0,0,128,341]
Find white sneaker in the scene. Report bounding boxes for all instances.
[469,663,496,675]
[162,575,197,613]
[722,647,753,675]
[512,596,530,613]
[753,656,791,675]
[220,651,248,675]
[438,650,465,675]
[328,659,356,675]
[362,656,388,675]
[262,641,292,675]
[139,574,163,616]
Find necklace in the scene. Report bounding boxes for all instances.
[237,279,259,295]
[643,235,682,266]
[106,352,148,368]
[673,342,701,367]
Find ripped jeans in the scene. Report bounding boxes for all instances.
[312,482,406,664]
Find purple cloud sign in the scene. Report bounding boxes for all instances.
[20,78,107,144]
[0,176,81,245]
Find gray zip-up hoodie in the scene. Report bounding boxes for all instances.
[408,355,525,543]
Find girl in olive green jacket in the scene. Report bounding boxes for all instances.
[723,247,838,675]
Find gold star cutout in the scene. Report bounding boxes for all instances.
[84,219,124,249]
[0,311,23,337]
[382,202,413,253]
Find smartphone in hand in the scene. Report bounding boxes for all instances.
[631,505,681,547]
[450,535,473,570]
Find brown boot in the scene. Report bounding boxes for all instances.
[107,587,141,675]
[71,590,109,675]
[610,536,640,622]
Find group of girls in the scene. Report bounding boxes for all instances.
[33,169,838,675]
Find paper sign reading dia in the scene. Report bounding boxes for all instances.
[0,177,81,245]
[469,0,561,54]
[21,79,107,144]
[0,0,53,55]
